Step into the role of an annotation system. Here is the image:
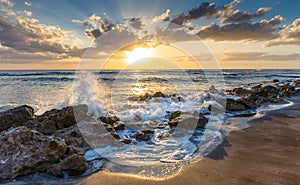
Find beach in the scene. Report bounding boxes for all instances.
[79,95,300,185]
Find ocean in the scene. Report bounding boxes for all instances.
[1,69,300,178]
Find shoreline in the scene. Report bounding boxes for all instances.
[79,95,300,185]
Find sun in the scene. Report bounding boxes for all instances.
[125,48,153,64]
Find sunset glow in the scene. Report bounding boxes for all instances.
[125,48,153,64]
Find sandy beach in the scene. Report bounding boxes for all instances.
[79,95,300,185]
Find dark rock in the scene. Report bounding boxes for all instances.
[112,121,125,131]
[153,91,165,98]
[295,79,300,86]
[38,105,88,129]
[226,98,253,111]
[273,79,280,83]
[0,126,67,179]
[54,125,90,151]
[168,113,208,129]
[233,87,253,98]
[139,93,151,101]
[169,111,182,120]
[135,131,152,141]
[0,105,34,132]
[98,115,120,125]
[257,85,279,98]
[209,85,219,94]
[134,115,142,121]
[24,119,57,135]
[120,138,132,144]
[60,154,87,176]
[251,84,263,93]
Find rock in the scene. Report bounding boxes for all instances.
[273,79,280,83]
[120,138,132,144]
[168,113,208,128]
[153,92,165,98]
[134,115,142,121]
[169,111,182,120]
[140,93,151,101]
[54,125,90,151]
[98,115,120,125]
[226,98,254,111]
[24,119,57,135]
[233,87,253,98]
[295,79,300,86]
[0,126,67,179]
[251,84,263,93]
[135,131,154,141]
[60,154,87,176]
[256,85,279,98]
[209,85,219,94]
[38,105,88,129]
[0,105,34,132]
[112,121,125,131]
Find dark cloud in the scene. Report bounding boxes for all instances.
[222,7,271,23]
[125,17,144,30]
[169,0,240,26]
[73,14,116,40]
[197,15,284,41]
[223,51,300,61]
[188,2,218,19]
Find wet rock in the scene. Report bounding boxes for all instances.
[54,125,90,151]
[169,111,182,120]
[0,126,67,179]
[153,91,165,98]
[0,105,34,132]
[120,138,132,144]
[134,131,154,141]
[112,121,125,131]
[233,87,253,98]
[98,115,120,125]
[140,93,151,101]
[295,79,300,86]
[38,105,88,129]
[134,115,142,121]
[226,98,254,111]
[60,154,87,176]
[24,119,57,135]
[209,85,219,94]
[256,85,279,98]
[168,113,208,129]
[251,84,263,93]
[273,79,280,83]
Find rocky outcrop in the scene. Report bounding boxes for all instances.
[168,111,208,129]
[0,105,34,132]
[37,105,88,130]
[0,127,67,179]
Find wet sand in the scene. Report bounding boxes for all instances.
[79,96,300,185]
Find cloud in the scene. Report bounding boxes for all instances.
[197,15,284,42]
[266,18,300,46]
[73,14,116,40]
[0,0,13,7]
[222,51,300,61]
[23,10,32,17]
[169,0,240,26]
[24,1,31,6]
[0,14,84,59]
[221,7,271,23]
[152,9,171,22]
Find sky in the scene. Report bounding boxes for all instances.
[0,0,300,70]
